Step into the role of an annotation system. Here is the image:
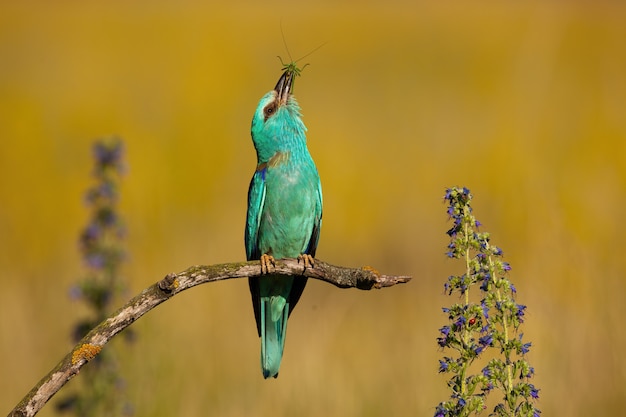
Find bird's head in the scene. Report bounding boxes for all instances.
[251,70,307,163]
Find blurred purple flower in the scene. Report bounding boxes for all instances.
[93,140,124,170]
[85,253,105,269]
[68,285,83,301]
[80,223,101,248]
[529,384,539,399]
[516,304,527,322]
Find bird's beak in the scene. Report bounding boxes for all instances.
[274,70,294,106]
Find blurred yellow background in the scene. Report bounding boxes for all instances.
[1,1,625,416]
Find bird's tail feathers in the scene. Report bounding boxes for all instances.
[261,295,290,378]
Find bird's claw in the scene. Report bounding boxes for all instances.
[260,254,275,274]
[297,254,315,271]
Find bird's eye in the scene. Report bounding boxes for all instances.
[263,102,277,120]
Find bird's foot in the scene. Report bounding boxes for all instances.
[260,254,275,274]
[297,254,315,271]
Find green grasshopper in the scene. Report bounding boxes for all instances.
[277,26,327,86]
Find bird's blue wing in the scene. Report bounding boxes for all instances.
[246,167,267,337]
[305,180,323,257]
[245,167,267,261]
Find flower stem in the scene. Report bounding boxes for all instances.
[489,251,513,400]
[460,221,472,398]
[464,222,471,305]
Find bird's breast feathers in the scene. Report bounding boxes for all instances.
[252,150,320,259]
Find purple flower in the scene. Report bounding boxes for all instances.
[518,333,532,354]
[529,384,539,399]
[502,262,511,271]
[439,359,449,373]
[437,326,451,347]
[434,404,448,417]
[480,276,490,291]
[516,304,527,322]
[480,299,489,319]
[479,334,493,347]
[454,316,466,330]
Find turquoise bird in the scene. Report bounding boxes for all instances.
[245,69,323,378]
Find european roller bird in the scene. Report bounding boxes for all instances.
[245,69,323,378]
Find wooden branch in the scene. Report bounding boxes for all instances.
[8,258,411,417]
